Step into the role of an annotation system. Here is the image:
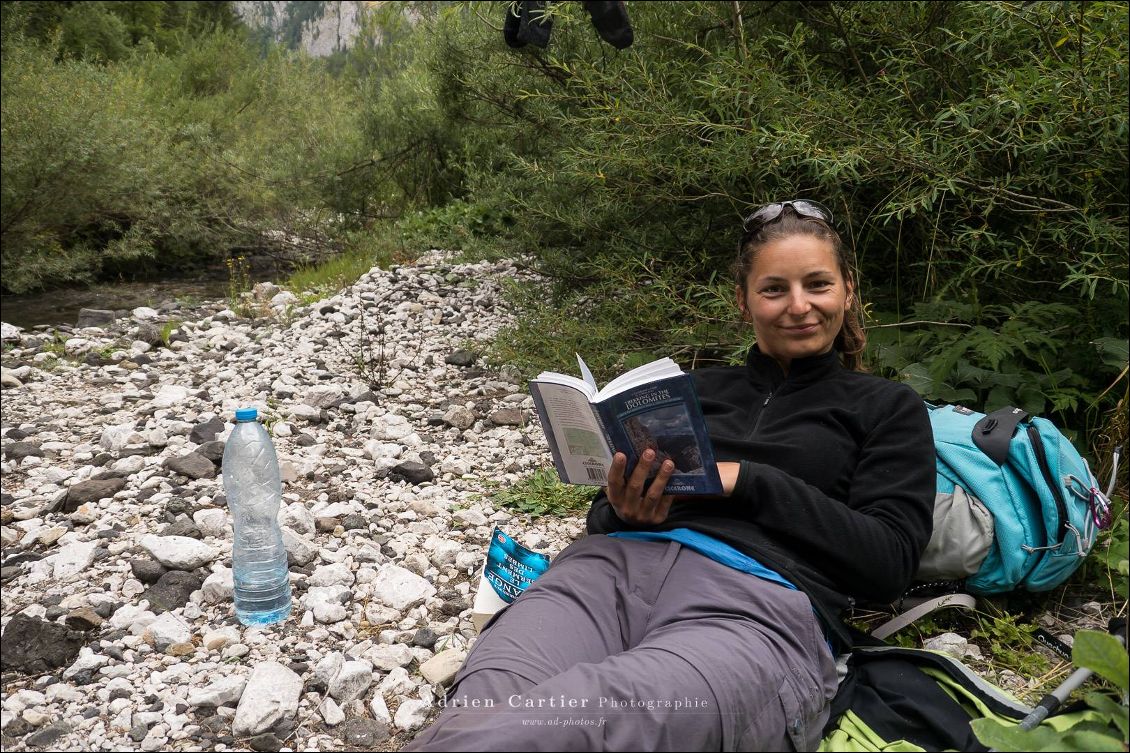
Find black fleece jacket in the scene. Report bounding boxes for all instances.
[586,347,936,649]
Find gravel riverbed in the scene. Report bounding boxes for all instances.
[1,251,584,752]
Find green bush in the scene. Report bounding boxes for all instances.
[0,40,163,291]
[1,5,370,293]
[487,466,596,518]
[360,0,1126,456]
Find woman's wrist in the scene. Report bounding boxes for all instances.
[718,462,742,496]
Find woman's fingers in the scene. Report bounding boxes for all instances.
[640,459,676,523]
[607,452,628,492]
[606,451,677,526]
[646,458,675,503]
[625,449,654,497]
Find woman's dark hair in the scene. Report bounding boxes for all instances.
[732,206,867,372]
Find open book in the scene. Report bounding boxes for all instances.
[528,355,722,496]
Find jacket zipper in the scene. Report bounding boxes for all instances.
[748,392,773,439]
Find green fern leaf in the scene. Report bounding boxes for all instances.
[965,325,1015,370]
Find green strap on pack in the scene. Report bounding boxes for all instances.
[818,647,1106,752]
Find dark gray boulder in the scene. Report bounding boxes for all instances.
[0,614,84,674]
[165,452,216,479]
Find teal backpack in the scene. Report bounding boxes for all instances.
[915,404,1112,595]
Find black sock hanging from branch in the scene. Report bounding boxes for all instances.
[503,1,634,50]
[582,1,633,48]
[504,1,553,49]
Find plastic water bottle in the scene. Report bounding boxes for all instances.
[223,407,292,626]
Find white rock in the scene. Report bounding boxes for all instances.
[372,414,414,441]
[144,612,193,651]
[22,709,50,726]
[313,603,348,624]
[132,306,160,320]
[425,537,462,568]
[141,733,166,751]
[281,527,317,566]
[232,662,302,737]
[454,509,488,526]
[150,384,190,409]
[202,627,241,651]
[419,650,467,687]
[320,697,345,726]
[192,509,229,539]
[328,660,373,702]
[365,643,415,672]
[440,458,471,476]
[140,535,217,570]
[51,540,98,580]
[304,385,344,408]
[62,650,110,680]
[1,367,21,389]
[308,562,355,588]
[372,564,436,611]
[278,502,315,536]
[442,406,475,430]
[36,525,67,547]
[69,504,98,525]
[201,566,234,604]
[110,455,146,474]
[0,322,22,341]
[394,698,432,731]
[314,652,344,686]
[363,441,403,461]
[45,685,82,703]
[923,632,972,659]
[304,585,351,608]
[109,604,156,631]
[270,291,298,308]
[223,644,250,660]
[187,676,248,708]
[101,423,145,451]
[64,337,93,355]
[290,404,322,421]
[379,667,415,697]
[369,693,393,726]
[253,282,281,300]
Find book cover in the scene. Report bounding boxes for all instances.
[470,527,552,632]
[529,380,614,485]
[595,373,723,496]
[529,356,722,495]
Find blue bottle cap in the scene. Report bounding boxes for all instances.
[235,407,258,422]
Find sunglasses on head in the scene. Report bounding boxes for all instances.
[741,200,834,235]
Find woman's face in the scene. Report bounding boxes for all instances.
[737,234,852,372]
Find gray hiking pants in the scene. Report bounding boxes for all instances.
[404,534,838,752]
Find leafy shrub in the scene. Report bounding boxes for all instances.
[487,466,595,518]
[971,628,1129,751]
[1,7,369,293]
[867,300,1128,437]
[365,1,1128,455]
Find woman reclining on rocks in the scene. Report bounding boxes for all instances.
[404,200,936,752]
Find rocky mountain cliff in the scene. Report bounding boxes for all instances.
[232,1,373,57]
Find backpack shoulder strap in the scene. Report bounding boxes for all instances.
[871,593,978,640]
[972,406,1029,465]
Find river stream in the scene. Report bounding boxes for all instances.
[0,279,234,330]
